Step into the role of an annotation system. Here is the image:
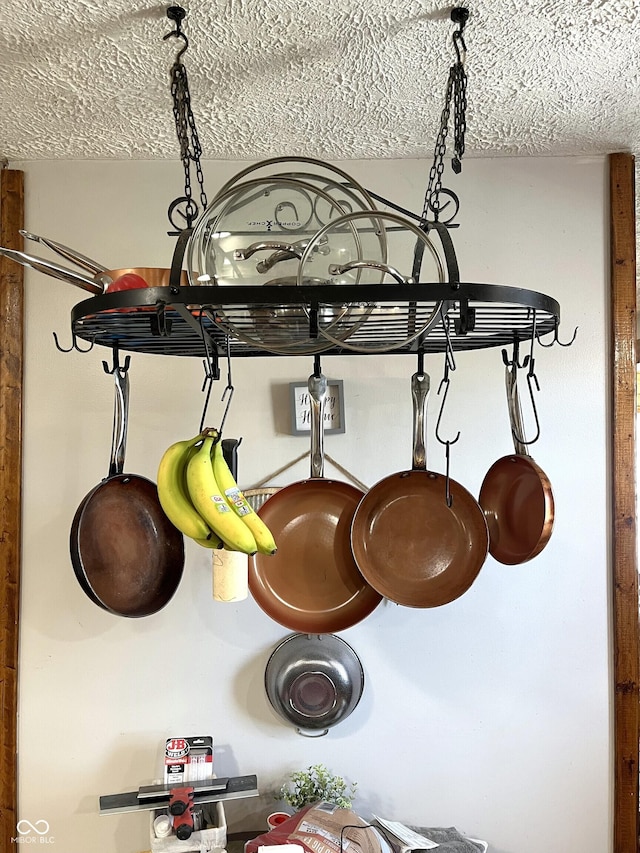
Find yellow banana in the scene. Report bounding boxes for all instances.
[211,439,277,556]
[194,536,224,549]
[186,434,258,555]
[157,434,220,544]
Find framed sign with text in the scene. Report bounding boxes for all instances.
[289,380,345,435]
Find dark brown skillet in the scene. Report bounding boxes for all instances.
[350,371,489,607]
[478,362,555,564]
[70,357,184,617]
[248,372,382,632]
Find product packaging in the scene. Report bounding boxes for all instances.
[164,736,214,785]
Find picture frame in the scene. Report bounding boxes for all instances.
[289,380,345,435]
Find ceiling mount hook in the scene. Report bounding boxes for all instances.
[451,7,469,63]
[164,6,189,60]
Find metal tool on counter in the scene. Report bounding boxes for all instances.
[99,774,259,841]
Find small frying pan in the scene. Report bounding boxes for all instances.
[350,372,489,607]
[248,373,382,632]
[70,358,184,617]
[478,363,555,564]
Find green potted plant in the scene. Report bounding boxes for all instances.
[277,763,357,811]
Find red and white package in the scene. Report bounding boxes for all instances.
[164,736,214,785]
[246,803,389,853]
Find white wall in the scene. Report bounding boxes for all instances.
[14,155,609,853]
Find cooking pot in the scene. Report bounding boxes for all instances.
[264,633,365,737]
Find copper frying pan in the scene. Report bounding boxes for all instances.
[0,245,189,293]
[478,362,555,564]
[70,359,185,617]
[350,372,489,607]
[248,373,382,632]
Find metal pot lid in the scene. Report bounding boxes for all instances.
[186,174,387,355]
[264,633,365,735]
[297,209,447,353]
[212,156,380,217]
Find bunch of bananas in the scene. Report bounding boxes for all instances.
[157,429,277,556]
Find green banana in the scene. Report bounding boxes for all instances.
[186,434,258,555]
[157,434,220,544]
[211,439,277,556]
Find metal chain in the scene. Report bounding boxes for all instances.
[421,69,454,223]
[452,58,467,172]
[168,44,207,228]
[421,15,468,224]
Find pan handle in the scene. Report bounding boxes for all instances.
[328,260,414,284]
[108,366,130,477]
[0,246,105,294]
[19,230,108,275]
[411,371,430,471]
[295,726,329,737]
[308,373,327,479]
[505,364,529,457]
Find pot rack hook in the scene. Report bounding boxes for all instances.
[164,6,189,62]
[501,338,528,369]
[435,345,460,509]
[435,357,461,448]
[52,328,94,354]
[313,353,322,378]
[537,316,579,348]
[197,310,220,433]
[102,345,130,377]
[441,306,457,372]
[451,6,469,64]
[218,336,235,436]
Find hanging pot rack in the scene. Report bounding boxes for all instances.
[66,5,567,362]
[70,281,560,359]
[2,5,569,366]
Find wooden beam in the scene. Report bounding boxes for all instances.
[609,152,639,853]
[0,169,23,849]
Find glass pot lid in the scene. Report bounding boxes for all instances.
[297,209,447,353]
[186,175,388,354]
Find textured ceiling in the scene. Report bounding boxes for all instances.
[0,0,638,163]
[0,0,638,280]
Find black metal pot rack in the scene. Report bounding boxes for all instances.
[70,282,560,358]
[64,7,566,364]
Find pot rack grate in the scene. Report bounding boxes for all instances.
[70,282,560,358]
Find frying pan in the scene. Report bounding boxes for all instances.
[70,358,184,617]
[478,362,555,564]
[0,246,190,293]
[19,229,109,275]
[350,372,489,607]
[248,373,382,632]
